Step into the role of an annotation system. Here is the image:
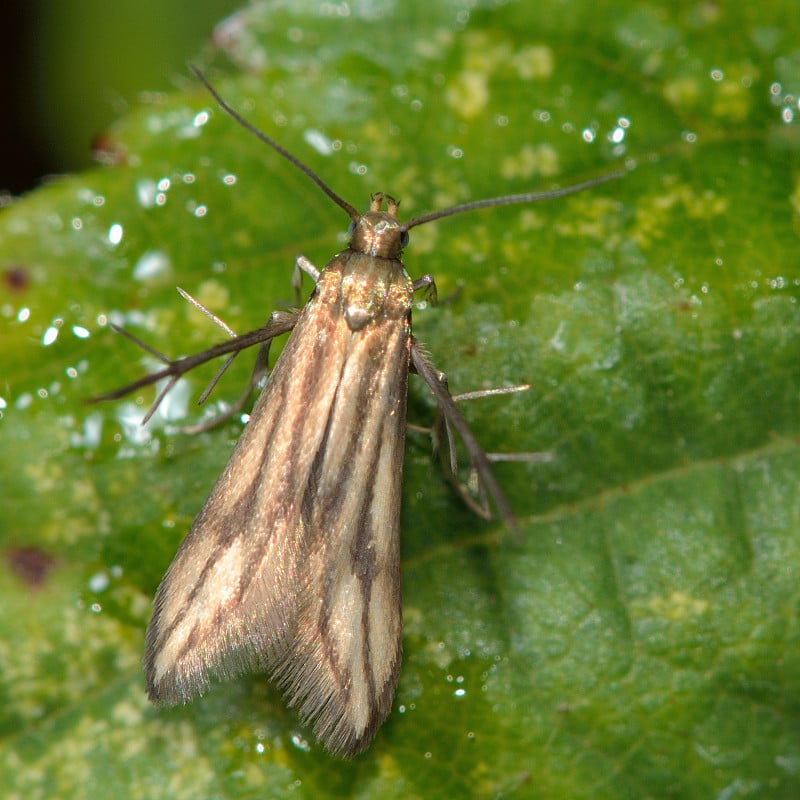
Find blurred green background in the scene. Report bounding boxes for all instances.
[1,0,240,193]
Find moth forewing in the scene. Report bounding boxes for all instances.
[272,250,411,755]
[144,271,353,702]
[144,221,413,757]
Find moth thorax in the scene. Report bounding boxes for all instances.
[350,212,405,259]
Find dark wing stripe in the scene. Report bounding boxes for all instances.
[275,315,409,754]
[145,283,352,701]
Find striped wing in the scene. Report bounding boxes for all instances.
[144,251,411,756]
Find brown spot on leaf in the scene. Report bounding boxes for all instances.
[4,266,29,291]
[6,546,56,588]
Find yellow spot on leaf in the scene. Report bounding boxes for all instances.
[512,45,554,81]
[649,590,709,619]
[501,143,560,180]
[445,70,489,119]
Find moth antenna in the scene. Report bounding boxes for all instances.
[191,66,621,230]
[402,170,625,231]
[189,65,361,222]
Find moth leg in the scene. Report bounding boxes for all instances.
[413,274,473,308]
[177,286,237,336]
[93,325,182,425]
[424,375,540,521]
[292,255,321,306]
[171,288,287,433]
[412,273,437,305]
[425,368,460,476]
[173,255,331,432]
[181,339,272,434]
[410,338,518,532]
[171,286,249,432]
[450,384,551,462]
[174,286,241,419]
[88,311,301,424]
[449,385,552,518]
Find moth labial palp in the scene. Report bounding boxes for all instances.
[90,65,624,757]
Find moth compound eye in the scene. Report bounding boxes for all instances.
[400,231,409,248]
[348,220,356,236]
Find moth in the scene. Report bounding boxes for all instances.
[95,67,621,757]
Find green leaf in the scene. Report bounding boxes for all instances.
[2,1,799,798]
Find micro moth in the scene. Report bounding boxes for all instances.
[94,67,621,756]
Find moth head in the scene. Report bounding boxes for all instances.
[348,193,410,259]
